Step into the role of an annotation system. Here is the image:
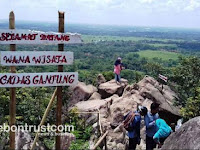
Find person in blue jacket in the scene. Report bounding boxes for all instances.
[123,106,148,150]
[144,102,160,150]
[153,118,172,148]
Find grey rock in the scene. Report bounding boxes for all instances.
[97,74,106,86]
[89,92,101,100]
[69,82,97,106]
[98,79,128,99]
[161,116,200,150]
[15,130,45,150]
[60,133,76,150]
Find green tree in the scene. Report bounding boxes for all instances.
[143,62,166,78]
[181,87,200,119]
[69,108,92,150]
[170,57,200,106]
[0,88,10,123]
[102,71,114,81]
[16,87,54,125]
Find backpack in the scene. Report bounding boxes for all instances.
[123,111,139,132]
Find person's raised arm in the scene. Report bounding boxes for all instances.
[144,115,156,129]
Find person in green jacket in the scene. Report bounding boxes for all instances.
[153,119,172,148]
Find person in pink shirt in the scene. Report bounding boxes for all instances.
[114,57,123,84]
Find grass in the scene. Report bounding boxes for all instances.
[136,50,180,61]
[148,43,178,48]
[81,35,183,43]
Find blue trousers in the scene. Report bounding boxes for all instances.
[115,74,121,82]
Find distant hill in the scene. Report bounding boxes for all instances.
[1,20,200,40]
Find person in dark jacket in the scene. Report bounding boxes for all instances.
[144,102,160,150]
[124,106,148,150]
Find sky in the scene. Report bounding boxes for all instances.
[0,0,200,28]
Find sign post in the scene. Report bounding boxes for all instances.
[158,74,168,91]
[9,11,16,150]
[0,51,74,66]
[0,72,78,87]
[56,11,64,149]
[0,11,81,149]
[0,29,82,44]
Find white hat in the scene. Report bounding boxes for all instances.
[138,106,147,114]
[117,57,121,60]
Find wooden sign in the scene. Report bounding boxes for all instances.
[0,72,78,87]
[0,51,74,66]
[0,29,82,44]
[159,74,168,82]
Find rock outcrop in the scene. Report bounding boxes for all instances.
[97,74,106,86]
[69,82,97,106]
[89,92,101,100]
[161,116,200,150]
[0,133,8,150]
[0,130,46,150]
[61,133,76,150]
[98,79,128,99]
[125,76,180,124]
[7,130,75,150]
[70,76,182,150]
[74,99,107,112]
[15,130,46,150]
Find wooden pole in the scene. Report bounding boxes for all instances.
[56,11,64,149]
[92,131,108,150]
[104,135,107,150]
[30,88,57,150]
[98,110,103,135]
[97,112,100,137]
[73,112,99,114]
[9,11,16,150]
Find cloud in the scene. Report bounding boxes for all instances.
[3,0,200,14]
[140,0,157,4]
[184,0,200,11]
[1,0,200,28]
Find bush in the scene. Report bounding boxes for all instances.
[181,88,200,120]
[102,71,114,81]
[69,108,93,150]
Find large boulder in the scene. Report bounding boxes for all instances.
[74,99,107,112]
[61,133,76,150]
[97,74,106,86]
[15,130,46,150]
[0,131,45,150]
[162,116,200,149]
[0,133,8,150]
[69,82,97,106]
[109,96,139,128]
[98,79,128,99]
[88,92,101,100]
[124,76,181,124]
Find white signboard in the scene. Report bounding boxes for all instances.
[0,51,74,66]
[0,29,82,44]
[159,74,168,82]
[0,72,78,87]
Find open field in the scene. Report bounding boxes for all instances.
[148,43,178,48]
[82,35,183,43]
[136,50,180,60]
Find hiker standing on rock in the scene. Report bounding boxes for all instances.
[123,106,148,150]
[114,57,124,84]
[144,102,160,150]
